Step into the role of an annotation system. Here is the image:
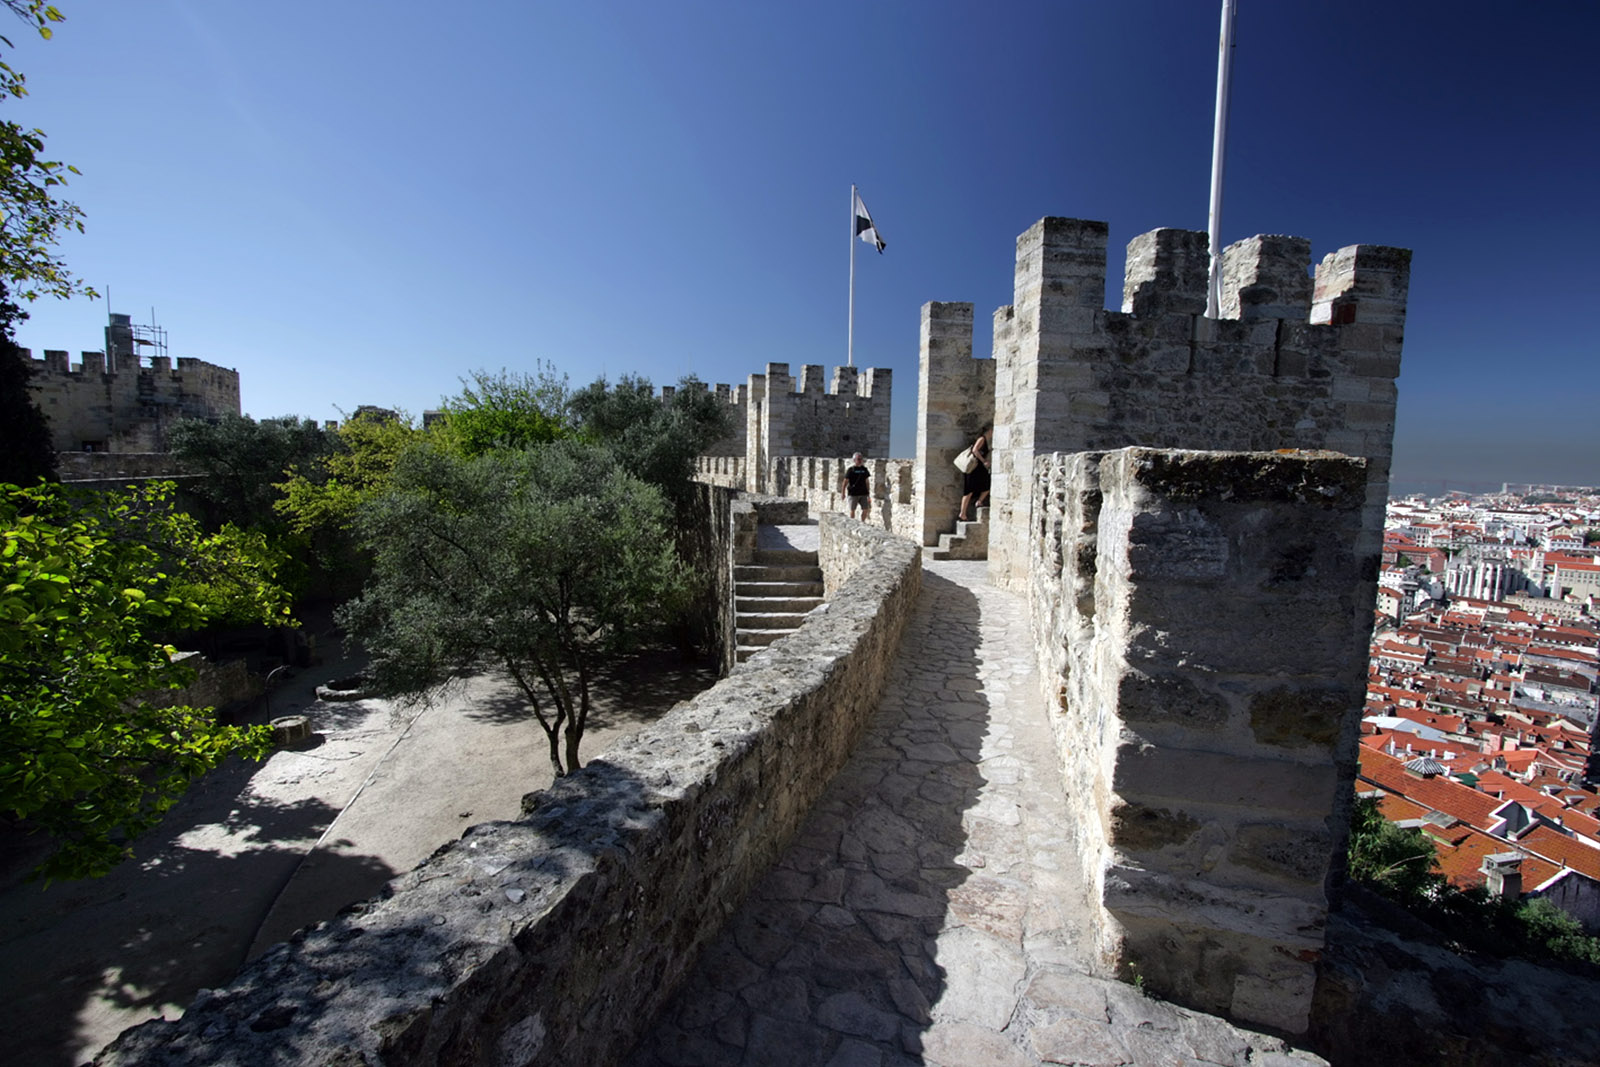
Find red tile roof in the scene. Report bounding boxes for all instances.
[1518,825,1600,883]
[1426,823,1563,892]
[1359,749,1513,833]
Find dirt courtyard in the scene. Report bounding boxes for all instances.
[0,639,717,1067]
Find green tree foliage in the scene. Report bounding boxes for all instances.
[434,364,572,457]
[0,481,292,879]
[0,2,95,303]
[275,408,423,536]
[1347,795,1600,969]
[338,441,686,777]
[1347,795,1446,900]
[1515,897,1600,965]
[568,374,732,511]
[0,280,55,485]
[168,414,336,530]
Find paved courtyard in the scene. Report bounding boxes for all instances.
[629,558,1325,1067]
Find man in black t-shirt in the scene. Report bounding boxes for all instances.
[839,452,871,520]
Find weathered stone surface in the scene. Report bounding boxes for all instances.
[816,992,900,1041]
[1030,448,1374,1037]
[1109,803,1202,851]
[1030,1016,1130,1066]
[915,1020,1034,1067]
[1117,670,1229,730]
[1247,685,1359,750]
[1232,823,1334,884]
[97,518,921,1067]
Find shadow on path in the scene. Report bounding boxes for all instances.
[628,568,988,1066]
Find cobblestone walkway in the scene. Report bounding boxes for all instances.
[628,559,1324,1067]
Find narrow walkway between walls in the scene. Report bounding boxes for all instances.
[628,559,1325,1067]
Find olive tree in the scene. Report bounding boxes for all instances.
[338,440,686,777]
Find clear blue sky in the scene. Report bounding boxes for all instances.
[10,1,1597,491]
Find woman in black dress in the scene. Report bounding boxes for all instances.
[959,426,990,521]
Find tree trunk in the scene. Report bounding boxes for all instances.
[547,728,566,778]
[563,722,582,774]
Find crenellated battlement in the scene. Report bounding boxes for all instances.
[984,217,1411,593]
[19,345,241,453]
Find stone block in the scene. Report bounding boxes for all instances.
[1247,684,1361,750]
[1109,802,1203,851]
[1219,235,1312,322]
[1310,244,1411,327]
[1232,822,1334,884]
[1122,227,1208,317]
[1116,668,1229,731]
[1015,217,1109,314]
[1110,745,1341,819]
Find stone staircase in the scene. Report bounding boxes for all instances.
[928,504,989,560]
[734,544,824,663]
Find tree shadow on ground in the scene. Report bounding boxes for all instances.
[454,642,719,734]
[0,787,396,1067]
[627,568,988,1066]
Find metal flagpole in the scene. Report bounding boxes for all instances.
[1206,0,1237,319]
[848,183,857,367]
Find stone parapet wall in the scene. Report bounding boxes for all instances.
[696,455,921,544]
[1030,447,1376,1035]
[694,454,746,489]
[98,516,922,1067]
[55,451,196,482]
[985,218,1409,592]
[766,455,919,543]
[140,653,260,713]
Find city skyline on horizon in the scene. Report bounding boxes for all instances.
[9,2,1596,490]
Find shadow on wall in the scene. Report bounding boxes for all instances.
[627,570,987,1065]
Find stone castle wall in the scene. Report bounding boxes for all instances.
[977,219,1408,592]
[671,362,892,482]
[741,363,891,492]
[22,347,241,453]
[1031,448,1375,1034]
[700,215,1410,1036]
[914,301,995,547]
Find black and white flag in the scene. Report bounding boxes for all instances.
[853,190,885,253]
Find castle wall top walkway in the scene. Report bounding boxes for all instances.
[629,558,1326,1066]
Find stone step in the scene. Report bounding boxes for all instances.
[736,596,823,614]
[736,581,824,599]
[752,548,819,566]
[734,564,823,583]
[735,645,766,663]
[934,528,987,561]
[736,612,811,630]
[736,628,795,648]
